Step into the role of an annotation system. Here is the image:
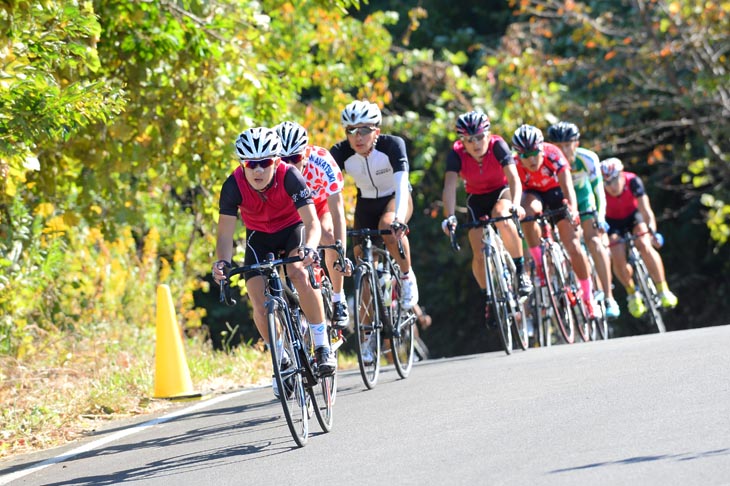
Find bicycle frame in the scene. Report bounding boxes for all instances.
[619,232,666,333]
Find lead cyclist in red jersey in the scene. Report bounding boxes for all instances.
[276,121,352,328]
[513,124,598,318]
[211,127,336,390]
[600,158,678,317]
[441,111,533,297]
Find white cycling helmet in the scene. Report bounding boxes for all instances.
[234,127,282,161]
[601,157,624,180]
[340,100,382,127]
[275,121,309,156]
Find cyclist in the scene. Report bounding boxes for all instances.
[275,121,352,329]
[600,157,678,317]
[330,100,419,310]
[547,121,620,319]
[211,127,337,397]
[512,124,598,318]
[440,111,533,299]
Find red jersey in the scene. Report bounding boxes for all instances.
[233,163,304,232]
[516,143,568,192]
[448,135,512,194]
[300,145,345,216]
[605,172,641,220]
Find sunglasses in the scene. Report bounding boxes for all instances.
[242,158,276,169]
[520,149,541,158]
[605,176,620,185]
[460,133,486,144]
[346,126,377,136]
[281,153,305,164]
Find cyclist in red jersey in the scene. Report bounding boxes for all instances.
[211,127,336,393]
[276,121,352,329]
[512,124,598,318]
[441,111,533,297]
[600,158,678,317]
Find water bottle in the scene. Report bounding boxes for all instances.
[653,232,664,248]
[379,262,393,306]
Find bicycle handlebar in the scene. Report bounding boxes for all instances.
[218,253,316,306]
[318,239,353,273]
[347,227,407,259]
[449,211,523,252]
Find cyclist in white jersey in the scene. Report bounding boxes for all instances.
[547,122,620,319]
[330,100,419,310]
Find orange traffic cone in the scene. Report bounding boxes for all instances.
[154,284,201,400]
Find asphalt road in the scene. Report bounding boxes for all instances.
[2,325,729,486]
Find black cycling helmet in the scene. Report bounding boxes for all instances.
[456,111,490,136]
[547,121,580,142]
[511,124,544,154]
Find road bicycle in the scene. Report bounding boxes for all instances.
[220,253,338,447]
[614,231,666,333]
[449,212,529,354]
[347,227,417,389]
[578,209,609,341]
[523,207,590,345]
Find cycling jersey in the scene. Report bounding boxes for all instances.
[605,171,645,220]
[445,135,514,194]
[300,145,345,216]
[330,134,410,221]
[218,162,313,233]
[516,143,568,192]
[571,147,606,222]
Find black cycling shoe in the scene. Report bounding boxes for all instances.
[331,301,349,330]
[315,346,337,377]
[517,272,534,297]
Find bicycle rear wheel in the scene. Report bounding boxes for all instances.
[268,304,308,447]
[563,252,590,343]
[300,319,335,433]
[633,260,666,333]
[590,266,609,340]
[354,265,381,389]
[487,250,512,355]
[543,245,575,344]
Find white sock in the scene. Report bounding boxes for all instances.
[332,293,342,303]
[310,322,328,347]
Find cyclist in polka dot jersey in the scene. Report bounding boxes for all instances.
[276,121,352,329]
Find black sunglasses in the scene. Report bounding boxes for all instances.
[281,153,305,164]
[460,133,486,144]
[242,158,276,169]
[346,126,377,136]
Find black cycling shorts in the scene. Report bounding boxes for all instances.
[243,222,305,281]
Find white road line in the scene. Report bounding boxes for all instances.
[0,389,255,485]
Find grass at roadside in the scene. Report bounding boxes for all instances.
[0,326,357,460]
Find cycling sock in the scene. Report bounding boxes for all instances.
[310,322,328,347]
[332,292,342,303]
[513,256,525,275]
[579,278,592,301]
[657,281,668,292]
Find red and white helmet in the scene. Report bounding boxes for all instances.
[600,157,624,180]
[456,111,490,136]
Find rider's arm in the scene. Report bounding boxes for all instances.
[393,170,410,223]
[327,191,347,254]
[637,194,657,234]
[298,203,322,250]
[504,163,523,213]
[558,167,579,215]
[442,171,459,218]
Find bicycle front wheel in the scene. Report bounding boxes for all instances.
[506,255,529,351]
[388,261,415,378]
[562,251,591,343]
[633,259,666,333]
[543,244,575,344]
[486,250,512,355]
[590,267,609,340]
[354,265,381,389]
[268,304,308,447]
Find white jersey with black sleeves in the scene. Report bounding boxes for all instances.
[330,134,410,221]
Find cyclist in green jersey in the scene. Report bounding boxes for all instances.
[547,122,620,319]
